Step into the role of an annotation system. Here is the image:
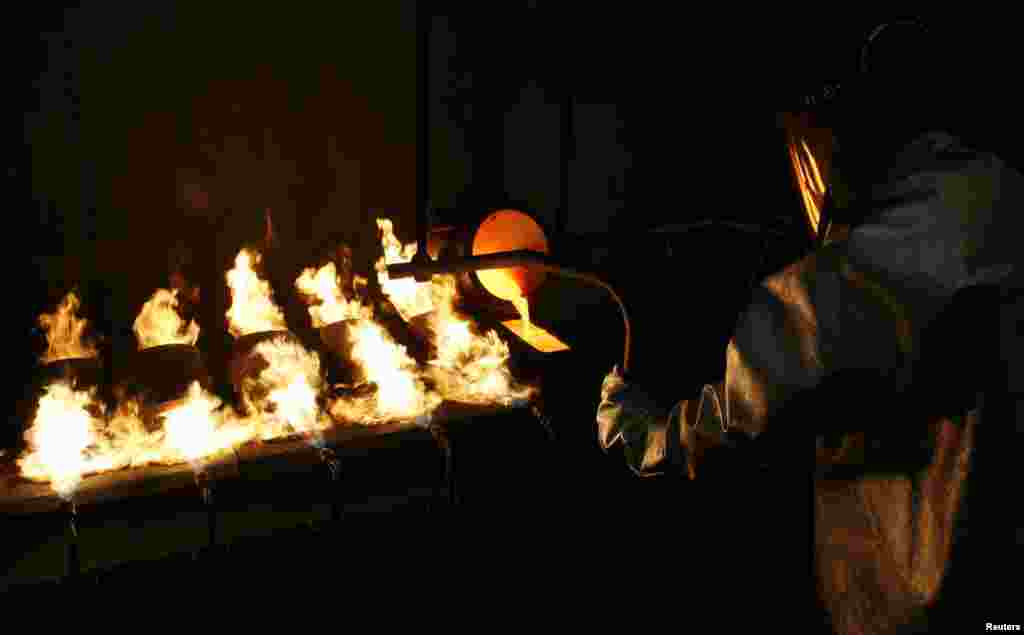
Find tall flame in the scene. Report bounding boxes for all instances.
[427,276,530,404]
[331,319,441,422]
[133,288,201,349]
[225,248,287,337]
[38,292,98,364]
[375,219,435,320]
[17,382,101,498]
[295,262,371,328]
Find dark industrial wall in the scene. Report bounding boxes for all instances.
[11,3,420,414]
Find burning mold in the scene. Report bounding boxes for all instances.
[7,218,542,502]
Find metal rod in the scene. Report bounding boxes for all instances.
[63,499,80,581]
[446,440,456,506]
[319,447,343,522]
[194,470,216,548]
[387,250,633,372]
[532,402,556,442]
[415,1,432,272]
[429,424,456,507]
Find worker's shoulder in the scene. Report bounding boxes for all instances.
[884,131,1002,183]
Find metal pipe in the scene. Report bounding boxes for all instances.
[387,250,633,372]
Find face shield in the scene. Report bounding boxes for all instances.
[780,110,836,243]
[777,19,935,246]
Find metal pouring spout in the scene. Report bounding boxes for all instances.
[386,250,633,373]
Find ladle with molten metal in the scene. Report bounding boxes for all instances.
[387,239,632,374]
[390,208,632,472]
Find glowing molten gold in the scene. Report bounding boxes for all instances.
[512,295,531,336]
[471,209,549,302]
[502,320,571,353]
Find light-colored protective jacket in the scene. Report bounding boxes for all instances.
[597,132,1024,634]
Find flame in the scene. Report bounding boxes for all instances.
[295,262,371,328]
[12,222,540,489]
[242,338,328,440]
[428,317,530,404]
[91,399,169,470]
[161,382,227,465]
[289,237,437,422]
[38,292,98,364]
[18,382,283,488]
[426,276,533,404]
[373,218,534,405]
[375,218,435,320]
[331,319,440,422]
[17,382,101,498]
[133,288,201,349]
[226,248,287,337]
[157,382,261,466]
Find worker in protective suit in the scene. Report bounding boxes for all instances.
[596,20,1020,634]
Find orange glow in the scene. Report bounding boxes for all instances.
[133,288,200,350]
[801,139,826,193]
[471,209,549,302]
[782,111,832,239]
[502,320,570,353]
[789,139,823,235]
[38,292,98,364]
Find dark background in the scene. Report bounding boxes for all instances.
[2,3,1020,622]
[7,5,1018,405]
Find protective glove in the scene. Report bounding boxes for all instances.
[596,365,675,476]
[597,366,731,479]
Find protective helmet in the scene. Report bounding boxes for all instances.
[778,18,942,243]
